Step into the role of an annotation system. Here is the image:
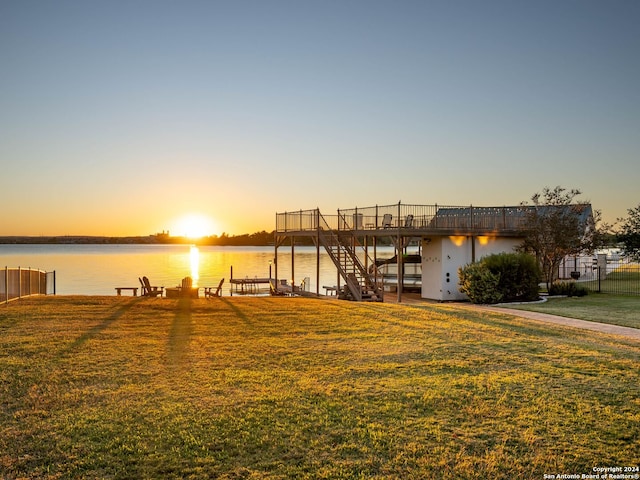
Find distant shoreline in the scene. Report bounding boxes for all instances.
[0,230,311,247]
[0,235,202,245]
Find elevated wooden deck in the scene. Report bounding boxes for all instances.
[272,203,530,302]
[275,203,528,239]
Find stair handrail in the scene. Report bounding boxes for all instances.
[317,210,382,300]
[335,210,380,285]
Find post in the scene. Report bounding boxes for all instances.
[316,238,320,296]
[597,254,607,293]
[434,203,438,228]
[291,237,295,289]
[364,235,368,273]
[274,215,279,289]
[596,253,607,293]
[470,204,474,230]
[18,267,21,300]
[53,270,56,295]
[397,202,402,303]
[471,236,476,263]
[4,267,7,304]
[316,209,321,296]
[274,246,279,292]
[336,208,341,292]
[373,235,378,290]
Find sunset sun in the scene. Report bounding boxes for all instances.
[173,214,216,239]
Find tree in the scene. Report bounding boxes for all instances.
[618,204,640,261]
[518,186,599,290]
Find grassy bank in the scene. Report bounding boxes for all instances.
[507,294,640,329]
[1,296,639,479]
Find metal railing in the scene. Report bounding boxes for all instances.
[557,253,640,295]
[276,203,529,233]
[1,267,56,303]
[581,256,640,295]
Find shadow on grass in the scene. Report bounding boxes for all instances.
[167,297,193,372]
[219,297,254,325]
[57,297,140,359]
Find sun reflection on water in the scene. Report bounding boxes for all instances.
[190,245,200,286]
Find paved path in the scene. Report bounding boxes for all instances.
[387,293,640,341]
[477,305,640,341]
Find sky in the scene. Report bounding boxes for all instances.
[1,0,638,237]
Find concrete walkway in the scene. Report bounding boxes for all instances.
[477,305,640,341]
[386,293,640,341]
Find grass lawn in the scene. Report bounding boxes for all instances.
[1,296,639,479]
[580,266,640,296]
[507,294,640,329]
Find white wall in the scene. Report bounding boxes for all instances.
[474,236,521,260]
[421,237,443,300]
[421,236,522,301]
[441,236,473,301]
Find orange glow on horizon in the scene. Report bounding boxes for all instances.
[172,214,217,239]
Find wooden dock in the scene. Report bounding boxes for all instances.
[229,277,272,295]
[228,277,305,296]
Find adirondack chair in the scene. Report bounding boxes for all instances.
[204,278,225,298]
[269,279,289,296]
[382,214,393,228]
[180,276,199,298]
[404,214,414,228]
[139,276,164,297]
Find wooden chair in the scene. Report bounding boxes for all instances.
[404,214,414,228]
[204,278,225,298]
[139,276,164,297]
[180,276,199,298]
[382,214,393,228]
[269,279,289,296]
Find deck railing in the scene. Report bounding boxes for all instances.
[276,203,528,233]
[1,267,55,303]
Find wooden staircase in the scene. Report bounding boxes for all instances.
[317,213,383,302]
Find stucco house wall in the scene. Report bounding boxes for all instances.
[421,236,522,301]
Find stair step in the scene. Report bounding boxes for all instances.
[317,216,383,302]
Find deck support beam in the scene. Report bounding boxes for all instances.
[397,201,403,303]
[291,237,295,289]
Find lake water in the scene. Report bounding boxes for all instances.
[0,244,396,296]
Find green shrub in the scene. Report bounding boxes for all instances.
[458,262,503,304]
[482,252,542,302]
[549,281,589,297]
[459,253,541,304]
